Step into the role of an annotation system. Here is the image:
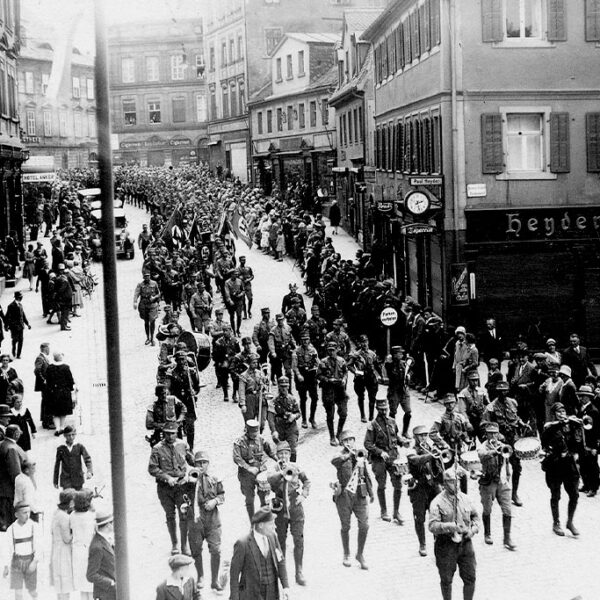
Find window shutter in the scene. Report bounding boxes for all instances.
[586,0,600,41]
[547,0,567,41]
[404,20,412,64]
[482,0,503,42]
[396,26,405,69]
[549,112,570,173]
[430,0,441,46]
[481,113,504,174]
[586,113,600,172]
[411,11,421,59]
[421,2,431,53]
[397,122,404,172]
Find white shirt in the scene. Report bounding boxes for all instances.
[253,530,269,558]
[14,474,38,514]
[3,519,42,567]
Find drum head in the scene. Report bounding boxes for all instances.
[177,331,198,355]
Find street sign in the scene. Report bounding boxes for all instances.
[380,307,398,327]
[409,176,443,186]
[377,200,394,213]
[401,223,436,235]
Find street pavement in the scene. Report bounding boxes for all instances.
[1,204,597,600]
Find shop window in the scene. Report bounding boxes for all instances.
[123,99,136,125]
[148,100,161,124]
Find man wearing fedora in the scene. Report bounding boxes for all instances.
[562,333,597,389]
[4,291,31,359]
[0,424,26,531]
[87,508,116,600]
[229,505,290,600]
[0,403,11,441]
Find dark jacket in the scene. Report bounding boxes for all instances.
[562,346,598,388]
[4,300,29,331]
[34,352,50,392]
[54,442,92,489]
[87,532,116,600]
[478,329,504,363]
[155,577,200,600]
[0,438,26,499]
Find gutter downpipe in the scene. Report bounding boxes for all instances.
[449,0,460,260]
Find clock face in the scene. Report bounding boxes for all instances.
[405,192,430,215]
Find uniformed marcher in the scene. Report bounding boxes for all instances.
[145,384,187,446]
[148,422,194,555]
[348,335,380,423]
[331,430,374,570]
[268,314,296,381]
[252,308,275,366]
[324,319,350,359]
[384,346,411,434]
[477,422,516,550]
[237,255,254,319]
[267,441,310,586]
[133,271,161,346]
[229,336,255,403]
[429,467,480,600]
[184,450,225,591]
[364,398,405,524]
[284,297,307,342]
[408,425,444,556]
[303,304,328,354]
[212,326,240,402]
[167,350,200,449]
[272,376,301,462]
[317,341,349,446]
[238,354,269,428]
[233,419,277,520]
[458,371,490,441]
[291,332,319,429]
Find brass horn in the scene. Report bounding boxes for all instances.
[583,415,594,431]
[283,468,295,482]
[187,468,200,482]
[356,449,367,460]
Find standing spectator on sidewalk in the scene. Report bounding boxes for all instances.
[23,245,36,291]
[133,272,161,346]
[0,354,19,405]
[70,489,96,600]
[86,508,116,600]
[53,426,93,491]
[46,352,75,434]
[0,403,11,440]
[54,265,74,331]
[50,489,76,600]
[14,459,40,523]
[33,343,52,429]
[0,425,26,531]
[155,554,198,600]
[4,292,31,359]
[329,200,341,235]
[562,333,598,389]
[9,395,36,452]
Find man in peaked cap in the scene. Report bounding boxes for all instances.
[271,376,301,462]
[156,554,197,600]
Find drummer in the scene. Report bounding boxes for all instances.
[477,423,516,550]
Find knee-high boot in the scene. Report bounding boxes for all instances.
[179,518,190,555]
[210,552,222,590]
[341,530,351,566]
[483,514,492,544]
[294,540,306,585]
[392,488,403,524]
[402,412,411,437]
[503,515,516,550]
[356,528,368,570]
[377,489,390,521]
[551,498,564,535]
[166,518,179,553]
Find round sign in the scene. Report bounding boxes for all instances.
[380,307,398,327]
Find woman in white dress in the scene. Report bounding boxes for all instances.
[50,489,76,599]
[69,489,96,600]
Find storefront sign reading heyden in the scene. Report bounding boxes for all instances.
[466,207,600,243]
[380,307,399,327]
[450,263,469,306]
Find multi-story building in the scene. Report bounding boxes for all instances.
[329,8,383,247]
[248,33,338,193]
[107,19,207,167]
[362,0,600,346]
[17,35,97,170]
[204,0,388,184]
[0,0,28,248]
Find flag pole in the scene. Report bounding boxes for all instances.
[94,2,130,599]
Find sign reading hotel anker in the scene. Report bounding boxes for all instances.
[466,207,600,243]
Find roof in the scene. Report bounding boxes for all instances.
[329,45,373,106]
[19,41,95,68]
[361,0,403,41]
[344,8,386,35]
[306,64,338,92]
[270,32,339,57]
[249,80,273,104]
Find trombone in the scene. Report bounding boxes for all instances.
[490,440,513,459]
[418,438,452,463]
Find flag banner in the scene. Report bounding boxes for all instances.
[216,211,232,237]
[232,206,252,248]
[159,207,183,250]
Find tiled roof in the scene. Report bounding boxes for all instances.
[306,64,338,91]
[19,42,95,67]
[285,32,340,45]
[344,9,385,35]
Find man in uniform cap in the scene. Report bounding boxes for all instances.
[364,398,405,524]
[577,385,600,497]
[252,308,276,366]
[156,554,198,600]
[268,314,295,382]
[324,319,350,359]
[291,331,320,428]
[145,384,187,447]
[229,504,290,600]
[348,334,380,423]
[457,370,490,442]
[184,450,225,591]
[233,420,277,520]
[477,422,516,550]
[167,350,200,447]
[384,345,411,433]
[237,255,254,319]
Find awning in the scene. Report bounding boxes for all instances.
[207,140,221,146]
[0,133,27,160]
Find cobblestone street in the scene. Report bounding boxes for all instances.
[2,203,597,600]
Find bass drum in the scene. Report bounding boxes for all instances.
[178,331,211,372]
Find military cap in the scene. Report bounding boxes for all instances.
[577,385,595,397]
[241,336,252,344]
[163,422,179,433]
[238,255,246,260]
[495,380,509,391]
[276,441,291,453]
[358,334,369,342]
[300,331,310,340]
[338,429,355,441]
[275,313,285,320]
[375,398,389,410]
[169,554,194,570]
[261,307,270,314]
[194,450,210,462]
[326,341,338,349]
[467,370,480,380]
[251,505,275,525]
[246,419,260,431]
[278,376,290,384]
[485,423,500,433]
[412,425,428,436]
[442,395,457,404]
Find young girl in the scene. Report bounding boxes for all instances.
[9,395,36,452]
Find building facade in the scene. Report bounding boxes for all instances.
[248,33,338,194]
[363,0,600,347]
[108,19,208,167]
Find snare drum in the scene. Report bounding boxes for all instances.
[514,437,541,460]
[460,450,481,472]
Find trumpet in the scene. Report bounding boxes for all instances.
[355,449,367,460]
[583,415,594,431]
[283,467,295,482]
[186,468,200,482]
[469,469,483,480]
[490,441,513,458]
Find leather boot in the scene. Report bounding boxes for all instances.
[194,554,204,585]
[502,515,516,550]
[356,528,368,570]
[210,552,223,591]
[402,412,411,438]
[566,502,579,537]
[483,514,493,545]
[294,543,306,586]
[512,471,523,506]
[336,416,347,441]
[377,489,391,521]
[179,518,190,555]
[166,519,179,554]
[415,521,427,556]
[440,582,452,600]
[341,530,351,567]
[392,489,403,524]
[551,499,564,536]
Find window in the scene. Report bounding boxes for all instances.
[171,55,185,80]
[287,105,294,130]
[342,114,347,147]
[88,113,96,138]
[298,50,305,76]
[258,111,263,134]
[222,86,229,118]
[172,97,186,122]
[276,58,282,82]
[506,113,543,171]
[505,0,542,39]
[74,112,82,137]
[43,110,52,136]
[354,108,359,142]
[146,56,159,81]
[230,82,238,117]
[309,101,317,127]
[321,99,329,126]
[298,103,305,129]
[72,76,80,98]
[148,100,161,123]
[221,42,227,66]
[359,106,364,143]
[26,109,35,135]
[238,80,245,114]
[348,110,353,144]
[229,38,235,64]
[209,86,217,119]
[267,109,273,133]
[24,71,33,94]
[121,57,135,83]
[123,99,137,125]
[237,35,244,61]
[286,54,293,79]
[86,78,94,99]
[265,28,283,55]
[42,73,49,95]
[59,111,68,137]
[277,107,283,131]
[209,46,215,71]
[7,68,16,117]
[196,93,207,122]
[196,53,205,79]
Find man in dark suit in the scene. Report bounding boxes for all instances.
[577,385,600,497]
[0,424,26,530]
[230,505,290,600]
[510,351,536,429]
[87,509,116,600]
[33,342,51,428]
[155,554,200,600]
[53,264,74,331]
[478,318,504,366]
[4,291,31,359]
[562,333,598,389]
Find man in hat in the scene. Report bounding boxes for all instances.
[541,402,583,536]
[477,422,516,550]
[317,341,349,446]
[167,351,200,447]
[33,342,52,429]
[324,319,350,360]
[4,291,31,359]
[457,370,490,442]
[133,271,161,345]
[284,297,307,343]
[271,377,301,462]
[208,308,227,344]
[364,398,405,524]
[237,255,254,319]
[239,354,270,429]
[148,421,194,555]
[267,441,310,586]
[253,308,276,366]
[189,281,213,335]
[482,380,529,507]
[224,269,245,337]
[155,554,198,600]
[184,450,225,591]
[0,403,12,440]
[510,350,536,431]
[281,283,305,315]
[212,326,240,403]
[331,429,373,570]
[577,385,600,497]
[562,333,597,388]
[53,425,93,490]
[348,335,380,423]
[146,384,187,446]
[291,331,320,428]
[304,304,328,355]
[452,326,469,392]
[384,345,411,432]
[0,424,26,530]
[558,364,579,416]
[233,419,277,520]
[229,504,290,600]
[87,508,116,600]
[268,314,295,382]
[429,467,479,600]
